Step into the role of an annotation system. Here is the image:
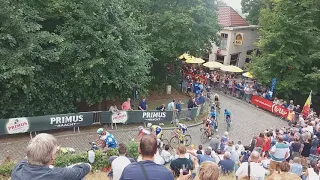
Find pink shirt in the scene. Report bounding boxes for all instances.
[122,101,131,110]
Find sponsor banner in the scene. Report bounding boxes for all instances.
[101,110,174,124]
[0,112,94,135]
[141,111,173,122]
[6,117,30,134]
[111,111,128,124]
[251,95,289,118]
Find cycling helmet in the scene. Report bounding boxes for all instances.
[97,128,104,135]
[138,126,144,130]
[224,109,227,112]
[147,123,152,128]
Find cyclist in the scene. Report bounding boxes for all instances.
[176,123,188,143]
[210,103,216,112]
[135,126,151,141]
[147,123,163,147]
[214,93,220,110]
[210,110,217,121]
[224,109,231,130]
[96,128,117,149]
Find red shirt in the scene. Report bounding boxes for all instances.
[262,137,271,152]
[255,137,266,148]
[121,101,131,110]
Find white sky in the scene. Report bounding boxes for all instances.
[224,0,242,11]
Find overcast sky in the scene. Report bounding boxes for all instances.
[224,0,242,11]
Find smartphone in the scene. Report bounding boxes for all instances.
[182,164,189,175]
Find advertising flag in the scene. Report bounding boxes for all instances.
[302,91,312,117]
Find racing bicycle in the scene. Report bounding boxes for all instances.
[169,129,192,149]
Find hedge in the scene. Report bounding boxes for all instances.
[0,141,139,178]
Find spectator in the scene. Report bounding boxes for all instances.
[197,145,204,154]
[262,132,272,153]
[175,100,183,120]
[269,135,290,174]
[138,98,147,111]
[255,133,266,153]
[289,157,303,177]
[236,150,265,179]
[154,149,165,165]
[220,131,229,151]
[161,145,173,163]
[293,105,301,122]
[186,98,197,121]
[224,141,234,153]
[231,145,241,165]
[218,151,235,174]
[170,145,194,177]
[267,161,301,180]
[287,100,294,111]
[301,138,312,166]
[237,141,245,152]
[194,162,220,180]
[167,99,176,111]
[120,135,174,180]
[156,104,166,111]
[111,143,133,180]
[189,147,215,164]
[11,133,91,180]
[209,135,220,152]
[290,137,301,159]
[109,102,119,114]
[305,161,320,180]
[121,98,132,110]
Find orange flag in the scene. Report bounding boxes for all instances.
[301,91,312,117]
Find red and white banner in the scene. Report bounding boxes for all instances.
[251,95,289,118]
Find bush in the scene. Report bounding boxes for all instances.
[0,161,15,177]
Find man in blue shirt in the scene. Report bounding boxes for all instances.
[218,151,235,174]
[188,147,215,164]
[175,100,182,119]
[138,98,147,111]
[120,135,174,180]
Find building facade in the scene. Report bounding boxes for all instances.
[208,6,260,69]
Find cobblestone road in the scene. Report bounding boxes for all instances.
[0,92,288,161]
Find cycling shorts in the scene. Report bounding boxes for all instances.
[226,115,231,119]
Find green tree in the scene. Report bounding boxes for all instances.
[128,0,221,88]
[241,0,262,25]
[0,0,151,118]
[250,0,320,99]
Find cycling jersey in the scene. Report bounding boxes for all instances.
[105,133,117,148]
[210,111,217,119]
[178,123,187,134]
[151,125,162,136]
[141,129,151,136]
[224,110,231,116]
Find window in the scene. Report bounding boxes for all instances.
[245,50,253,63]
[220,33,228,50]
[216,55,225,63]
[230,54,239,66]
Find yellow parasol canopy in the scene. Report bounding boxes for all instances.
[220,65,243,72]
[242,72,253,78]
[179,53,192,61]
[203,61,224,69]
[185,57,205,64]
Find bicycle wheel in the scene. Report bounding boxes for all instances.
[184,135,192,146]
[169,136,180,149]
[200,132,208,144]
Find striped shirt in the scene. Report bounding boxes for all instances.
[270,143,289,162]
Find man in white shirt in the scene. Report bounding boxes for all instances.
[236,151,266,180]
[161,145,173,163]
[112,143,132,180]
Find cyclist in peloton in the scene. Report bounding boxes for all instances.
[135,126,151,141]
[147,123,163,147]
[224,109,231,123]
[96,128,117,150]
[214,93,220,110]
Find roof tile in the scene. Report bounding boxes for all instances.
[218,6,249,27]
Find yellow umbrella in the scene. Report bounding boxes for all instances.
[220,65,243,72]
[185,57,205,64]
[242,72,253,78]
[179,53,192,61]
[203,61,224,69]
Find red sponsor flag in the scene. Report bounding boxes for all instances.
[302,91,312,117]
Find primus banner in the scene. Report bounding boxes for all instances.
[0,112,94,135]
[101,110,174,124]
